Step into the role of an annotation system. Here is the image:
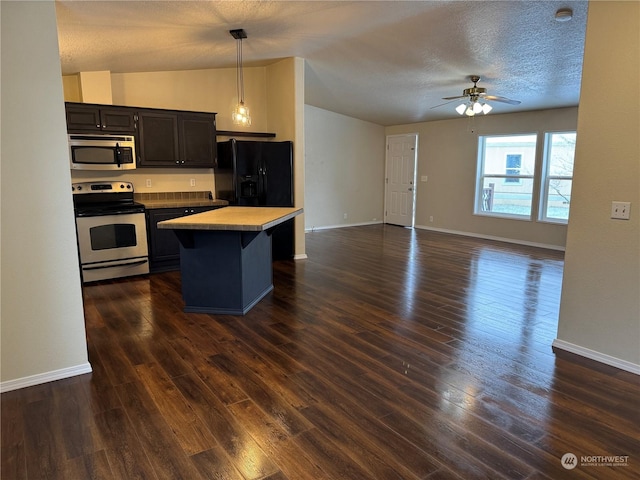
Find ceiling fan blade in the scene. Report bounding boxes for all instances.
[442,95,467,100]
[482,94,521,105]
[430,99,460,109]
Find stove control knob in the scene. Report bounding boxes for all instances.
[120,184,125,189]
[76,186,82,191]
[126,184,132,189]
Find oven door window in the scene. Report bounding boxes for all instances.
[90,223,137,250]
[76,213,148,265]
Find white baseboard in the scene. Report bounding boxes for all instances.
[414,224,566,251]
[552,339,640,375]
[0,362,93,393]
[293,253,308,260]
[305,220,383,233]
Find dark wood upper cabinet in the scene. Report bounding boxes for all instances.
[179,113,216,167]
[137,110,180,166]
[65,103,136,133]
[138,110,216,168]
[100,108,137,132]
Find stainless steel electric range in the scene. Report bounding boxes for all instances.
[72,181,149,283]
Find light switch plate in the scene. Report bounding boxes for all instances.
[421,176,428,182]
[611,201,631,220]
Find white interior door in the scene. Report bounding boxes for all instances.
[384,134,417,227]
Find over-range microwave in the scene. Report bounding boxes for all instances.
[68,133,137,170]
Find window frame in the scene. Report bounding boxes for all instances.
[474,134,537,220]
[538,131,576,224]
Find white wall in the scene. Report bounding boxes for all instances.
[386,108,578,249]
[555,1,640,372]
[304,105,385,230]
[1,0,91,390]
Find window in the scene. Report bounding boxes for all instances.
[475,134,537,219]
[505,154,522,183]
[539,132,576,223]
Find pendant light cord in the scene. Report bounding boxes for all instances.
[236,37,244,104]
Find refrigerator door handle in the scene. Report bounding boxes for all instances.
[261,163,267,204]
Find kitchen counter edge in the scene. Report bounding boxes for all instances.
[157,206,302,232]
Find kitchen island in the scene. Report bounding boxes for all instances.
[157,206,302,315]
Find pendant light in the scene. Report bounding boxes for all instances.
[230,29,251,126]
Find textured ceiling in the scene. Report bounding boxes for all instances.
[55,0,588,126]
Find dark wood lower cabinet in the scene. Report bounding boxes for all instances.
[146,206,223,272]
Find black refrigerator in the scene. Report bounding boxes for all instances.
[215,139,294,260]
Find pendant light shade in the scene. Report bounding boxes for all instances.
[230,29,251,127]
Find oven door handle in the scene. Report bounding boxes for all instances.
[82,259,148,271]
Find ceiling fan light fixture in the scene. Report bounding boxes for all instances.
[458,100,492,117]
[230,28,251,127]
[437,76,520,117]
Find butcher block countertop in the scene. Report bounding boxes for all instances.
[157,206,302,232]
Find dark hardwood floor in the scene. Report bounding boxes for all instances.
[2,225,639,479]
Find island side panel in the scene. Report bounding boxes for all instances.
[178,229,273,315]
[240,230,274,313]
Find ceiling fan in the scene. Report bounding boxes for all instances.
[433,75,521,116]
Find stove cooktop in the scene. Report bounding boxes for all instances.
[72,181,143,217]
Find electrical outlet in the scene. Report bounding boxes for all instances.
[145,179,152,187]
[611,201,631,220]
[421,176,428,182]
[190,178,196,187]
[343,213,348,219]
[429,216,434,222]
